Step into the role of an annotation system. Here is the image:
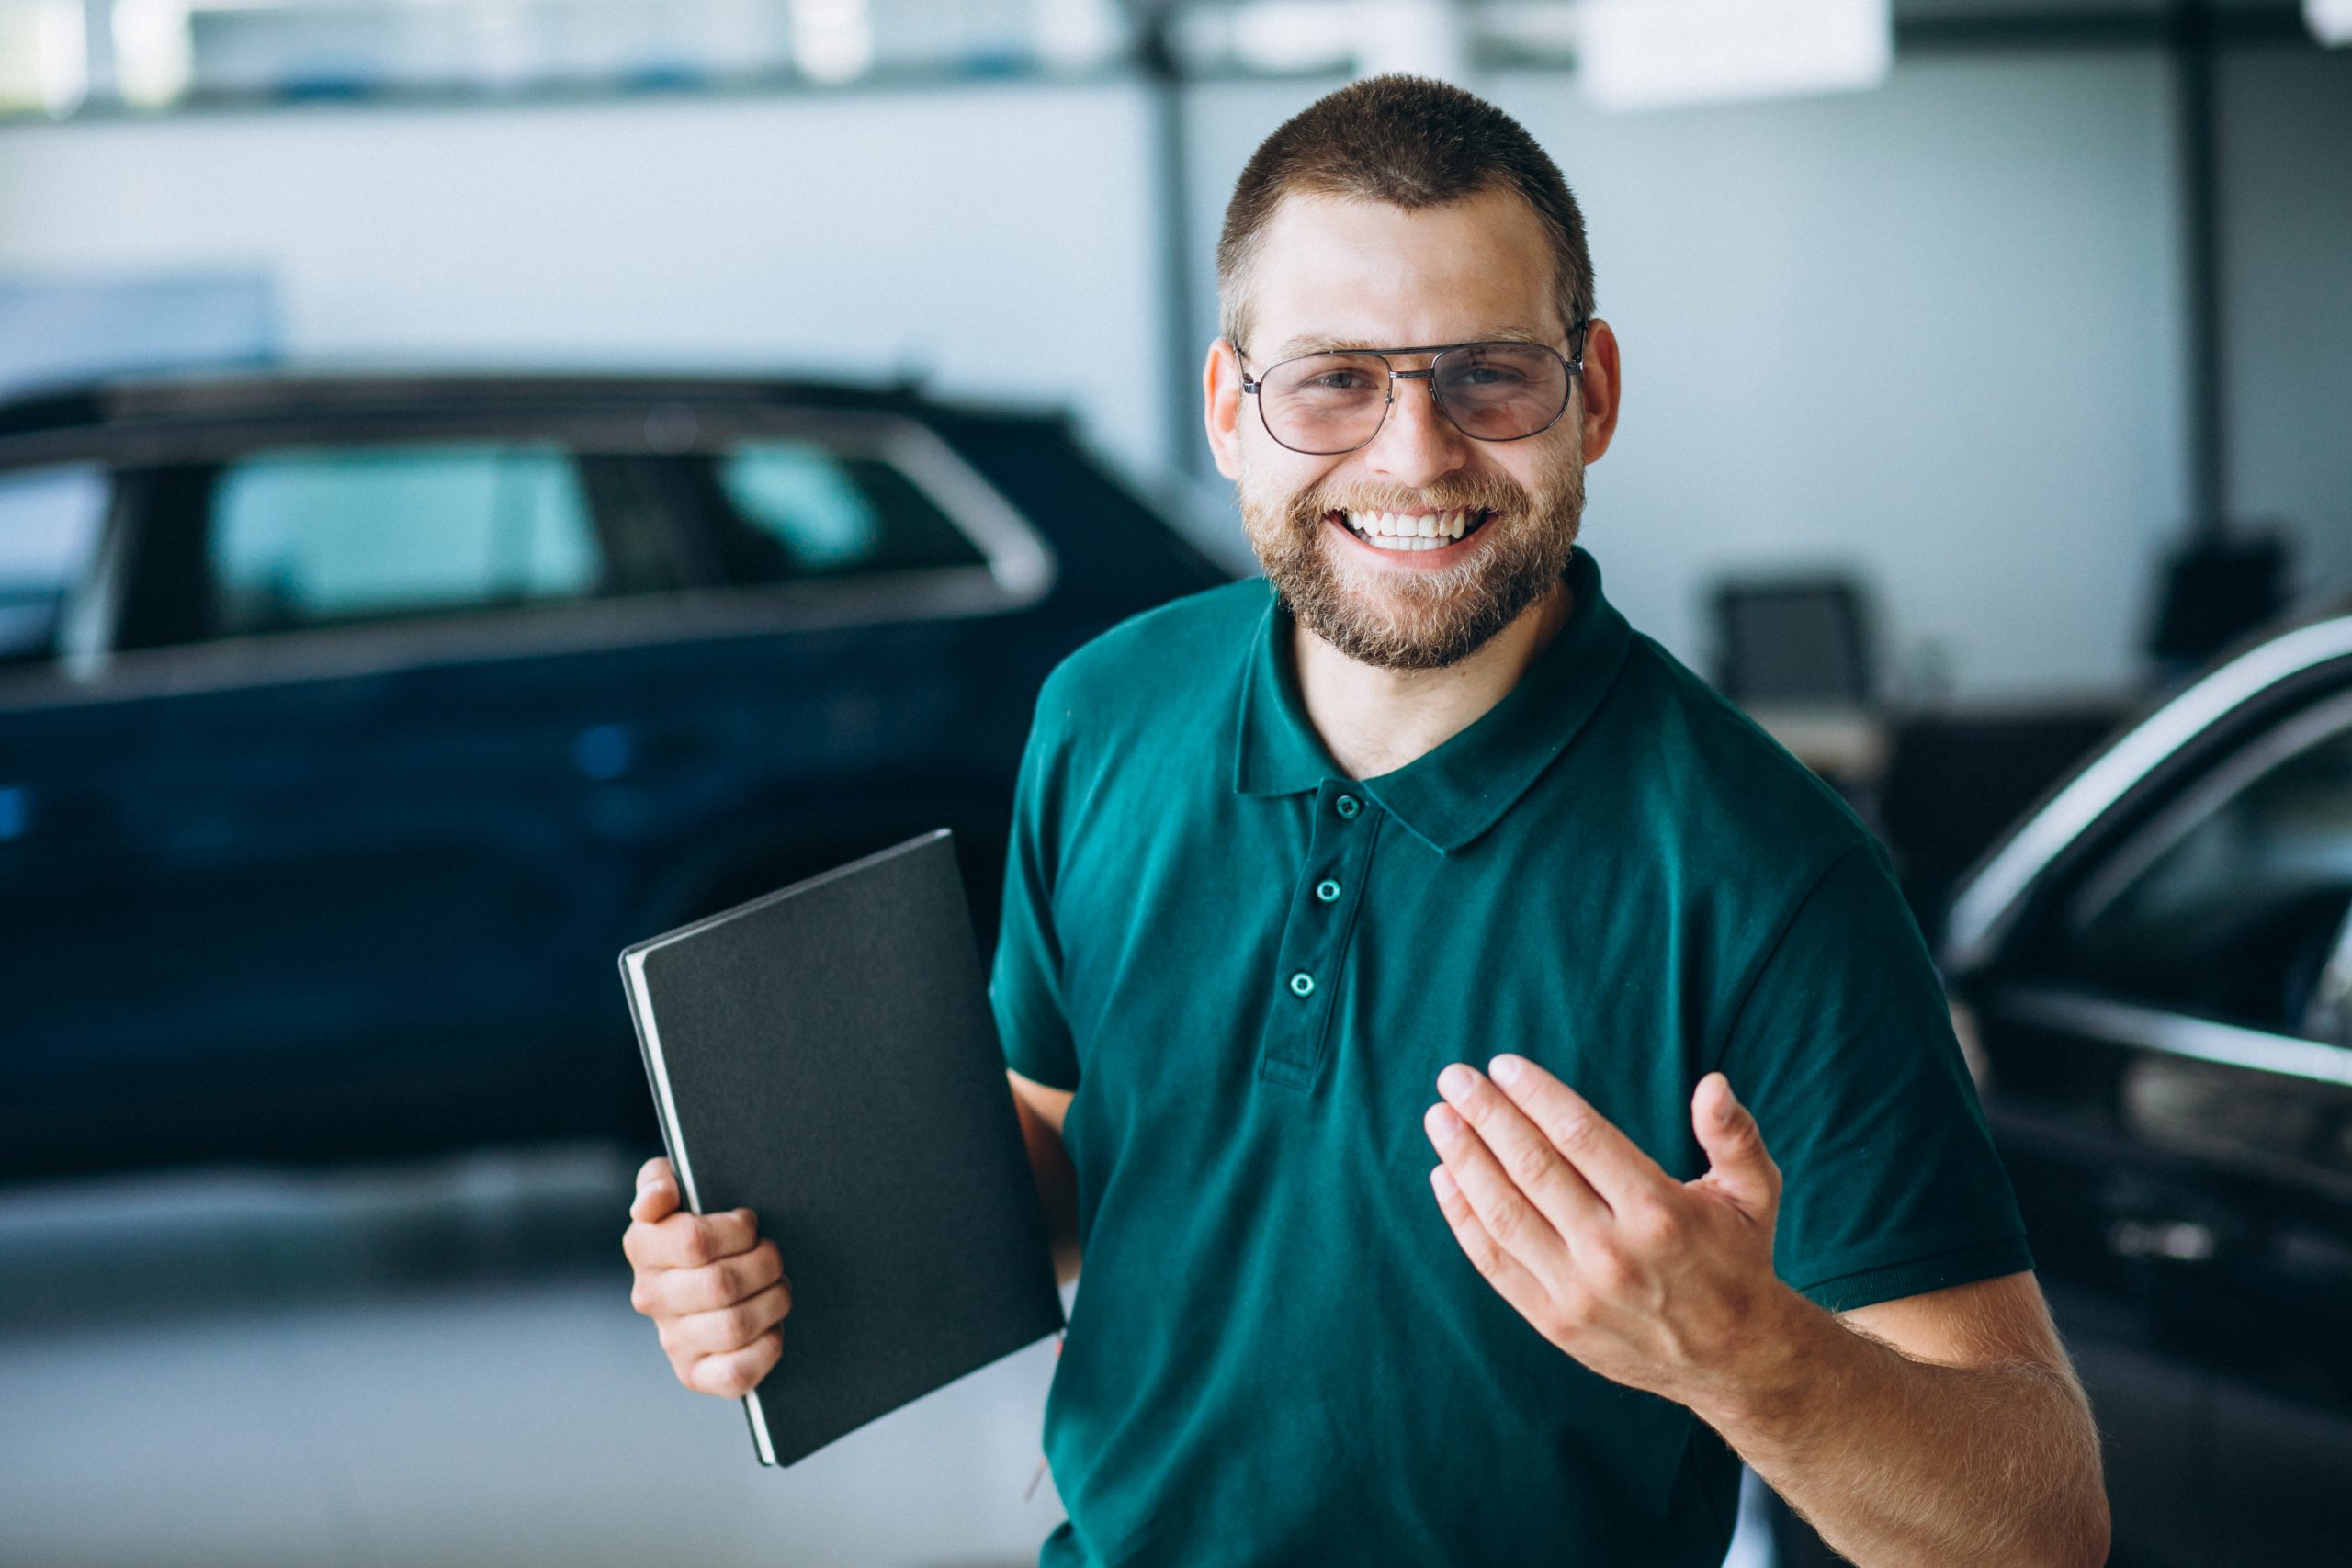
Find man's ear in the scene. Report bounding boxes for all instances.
[1204,339,1245,481]
[1577,318,1622,465]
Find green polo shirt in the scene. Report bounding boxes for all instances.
[990,547,2030,1567]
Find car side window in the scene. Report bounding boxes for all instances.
[2063,700,2352,1037]
[708,440,986,582]
[209,444,600,636]
[0,464,108,664]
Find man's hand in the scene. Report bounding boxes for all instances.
[623,1157,791,1398]
[1423,1055,1796,1410]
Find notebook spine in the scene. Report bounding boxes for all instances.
[619,951,779,1464]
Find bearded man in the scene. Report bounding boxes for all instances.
[625,75,2112,1567]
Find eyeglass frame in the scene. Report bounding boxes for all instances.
[1236,318,1593,456]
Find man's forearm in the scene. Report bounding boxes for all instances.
[1700,1290,2108,1568]
[1010,1086,1081,1281]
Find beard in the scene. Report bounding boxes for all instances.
[1237,433,1587,671]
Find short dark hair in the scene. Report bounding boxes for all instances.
[1216,74,1595,353]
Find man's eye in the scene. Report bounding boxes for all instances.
[1306,372,1375,391]
[1453,367,1527,389]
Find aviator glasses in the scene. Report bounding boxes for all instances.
[1239,322,1589,456]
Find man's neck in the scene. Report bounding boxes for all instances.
[1294,578,1575,781]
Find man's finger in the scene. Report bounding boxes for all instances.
[1429,1164,1554,1327]
[629,1161,679,1224]
[626,1206,760,1271]
[635,1237,785,1317]
[660,1281,792,1359]
[1424,1100,1570,1276]
[1433,1063,1609,1236]
[1690,1072,1780,1216]
[686,1331,782,1399]
[1488,1055,1672,1213]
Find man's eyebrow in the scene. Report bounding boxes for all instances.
[1262,326,1557,357]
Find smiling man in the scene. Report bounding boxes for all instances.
[625,75,2110,1566]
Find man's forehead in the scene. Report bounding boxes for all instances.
[1242,188,1566,355]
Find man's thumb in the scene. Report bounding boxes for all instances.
[1691,1072,1777,1212]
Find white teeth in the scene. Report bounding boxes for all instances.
[1339,507,1485,548]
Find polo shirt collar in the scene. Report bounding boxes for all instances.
[1231,546,1634,854]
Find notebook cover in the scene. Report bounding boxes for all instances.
[618,829,1065,1466]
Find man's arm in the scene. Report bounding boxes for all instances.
[1423,1055,2108,1568]
[1010,1068,1080,1283]
[1726,1271,2108,1568]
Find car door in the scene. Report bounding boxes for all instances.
[78,435,682,1167]
[1958,653,2352,1567]
[0,461,148,1146]
[577,412,1064,947]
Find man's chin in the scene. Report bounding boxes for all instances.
[1272,522,1576,671]
[1290,579,1510,672]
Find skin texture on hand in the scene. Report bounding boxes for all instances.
[1424,1056,1784,1413]
[1424,1055,2109,1568]
[622,1158,790,1399]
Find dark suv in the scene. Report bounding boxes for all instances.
[0,372,1227,1179]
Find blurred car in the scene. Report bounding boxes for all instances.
[0,371,1227,1179]
[1938,593,2352,1568]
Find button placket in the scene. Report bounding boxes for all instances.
[1256,781,1383,1092]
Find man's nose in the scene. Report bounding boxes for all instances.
[1364,373,1470,490]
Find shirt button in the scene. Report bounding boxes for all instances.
[1288,971,1316,998]
[1315,879,1341,904]
[1334,795,1362,819]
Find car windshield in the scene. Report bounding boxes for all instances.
[2064,689,2352,1036]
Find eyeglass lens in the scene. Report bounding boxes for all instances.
[1256,344,1570,454]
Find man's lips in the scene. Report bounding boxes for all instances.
[1324,506,1497,565]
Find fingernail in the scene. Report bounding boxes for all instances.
[1427,1102,1464,1142]
[1437,1064,1476,1101]
[1489,1054,1524,1087]
[1430,1166,1458,1202]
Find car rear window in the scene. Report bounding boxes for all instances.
[0,463,108,662]
[209,444,599,635]
[711,440,986,581]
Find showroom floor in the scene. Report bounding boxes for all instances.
[0,1145,1775,1568]
[0,1145,1067,1568]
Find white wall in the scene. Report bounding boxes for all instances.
[1186,54,2193,701]
[0,81,1173,485]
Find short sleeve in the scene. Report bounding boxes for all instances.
[989,681,1081,1091]
[1717,842,2032,1314]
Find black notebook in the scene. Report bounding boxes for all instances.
[617,829,1065,1467]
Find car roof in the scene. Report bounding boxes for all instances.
[0,367,1049,448]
